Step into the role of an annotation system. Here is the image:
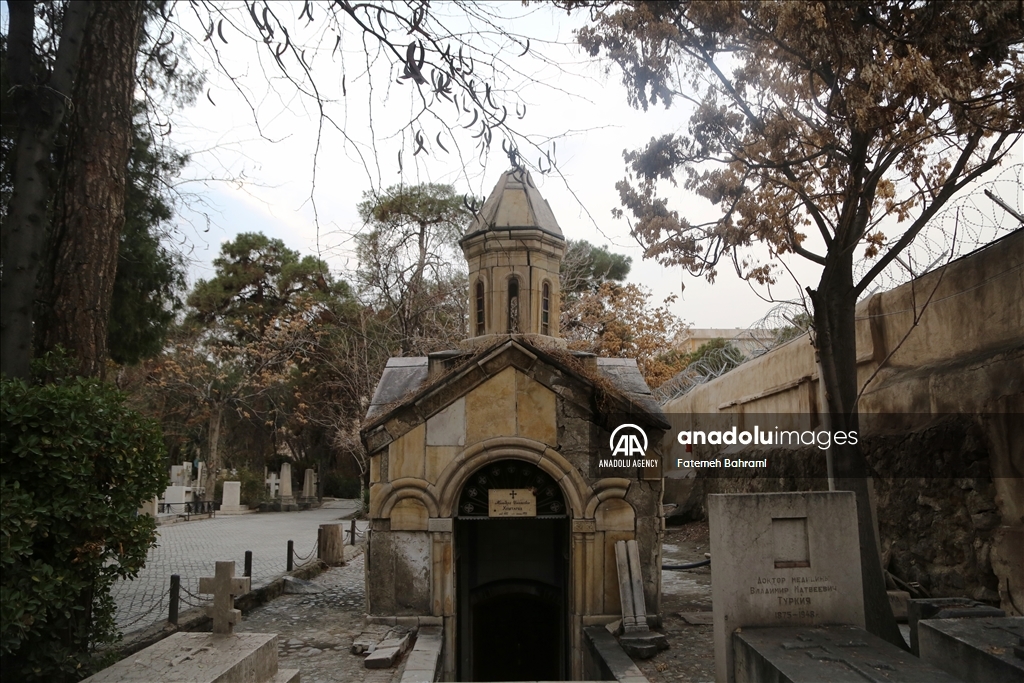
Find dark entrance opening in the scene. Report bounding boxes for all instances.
[455,460,568,681]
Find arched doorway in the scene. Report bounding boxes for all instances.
[455,459,569,681]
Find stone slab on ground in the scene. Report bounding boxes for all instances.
[364,632,412,669]
[82,632,283,683]
[678,612,714,625]
[733,624,965,683]
[709,492,865,683]
[918,616,1024,683]
[282,576,326,594]
[364,646,403,669]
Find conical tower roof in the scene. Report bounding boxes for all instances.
[464,169,563,240]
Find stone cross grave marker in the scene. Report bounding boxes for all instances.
[199,561,251,634]
[708,491,865,683]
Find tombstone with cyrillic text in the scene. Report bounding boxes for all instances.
[708,491,865,683]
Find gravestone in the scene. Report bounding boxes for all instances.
[266,471,279,498]
[301,468,316,500]
[614,539,668,657]
[220,481,247,514]
[82,560,298,683]
[708,492,865,683]
[199,561,250,634]
[279,463,296,508]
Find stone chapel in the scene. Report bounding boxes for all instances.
[361,169,670,681]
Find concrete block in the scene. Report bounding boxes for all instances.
[733,624,964,683]
[918,616,1023,683]
[270,670,300,683]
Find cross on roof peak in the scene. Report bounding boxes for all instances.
[198,561,250,634]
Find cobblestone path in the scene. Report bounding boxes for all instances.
[111,501,367,631]
[239,552,404,683]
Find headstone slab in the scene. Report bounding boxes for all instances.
[709,492,865,683]
[81,632,283,683]
[918,616,1023,683]
[279,463,294,499]
[301,468,316,498]
[221,481,244,512]
[733,624,965,683]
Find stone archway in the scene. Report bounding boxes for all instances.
[453,458,569,681]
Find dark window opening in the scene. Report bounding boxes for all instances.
[475,281,485,335]
[507,279,520,334]
[541,282,550,335]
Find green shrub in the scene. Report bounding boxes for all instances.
[1,369,166,682]
[215,467,266,507]
[322,471,359,499]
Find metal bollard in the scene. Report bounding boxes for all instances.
[244,550,252,578]
[350,519,356,546]
[169,574,180,625]
[287,540,294,571]
[317,528,322,559]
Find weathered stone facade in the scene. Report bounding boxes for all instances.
[360,170,669,680]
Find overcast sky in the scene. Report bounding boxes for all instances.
[159,2,1021,331]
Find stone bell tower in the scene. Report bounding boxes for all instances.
[461,169,565,346]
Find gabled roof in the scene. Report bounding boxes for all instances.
[463,169,563,240]
[361,337,669,456]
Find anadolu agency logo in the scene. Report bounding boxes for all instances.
[600,424,659,470]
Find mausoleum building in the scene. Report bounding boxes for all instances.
[361,169,670,681]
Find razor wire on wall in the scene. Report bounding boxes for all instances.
[654,165,1022,406]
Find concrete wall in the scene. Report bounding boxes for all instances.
[663,229,1024,615]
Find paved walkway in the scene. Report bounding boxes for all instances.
[111,500,367,631]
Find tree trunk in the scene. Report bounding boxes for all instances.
[0,1,92,379]
[35,1,144,378]
[205,405,223,501]
[809,252,905,649]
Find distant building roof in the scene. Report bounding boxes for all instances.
[463,169,563,240]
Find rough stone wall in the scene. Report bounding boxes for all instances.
[683,416,1001,605]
